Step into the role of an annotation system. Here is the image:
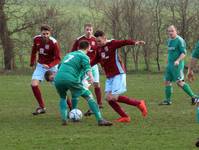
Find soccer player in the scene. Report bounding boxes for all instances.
[70,23,103,109]
[183,40,199,147]
[48,40,112,126]
[91,30,148,123]
[159,25,198,105]
[30,24,72,115]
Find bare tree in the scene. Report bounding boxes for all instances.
[0,0,60,70]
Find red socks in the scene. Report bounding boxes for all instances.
[66,98,72,110]
[94,87,102,106]
[31,85,45,108]
[118,95,140,106]
[108,100,128,117]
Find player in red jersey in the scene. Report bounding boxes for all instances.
[30,24,72,115]
[70,24,103,112]
[92,30,148,123]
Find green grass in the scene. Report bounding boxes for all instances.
[0,74,199,150]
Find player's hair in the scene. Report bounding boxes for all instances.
[79,40,89,50]
[44,70,53,82]
[84,23,93,29]
[41,24,52,32]
[94,30,105,37]
[168,25,177,31]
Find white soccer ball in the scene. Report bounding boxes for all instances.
[69,109,83,121]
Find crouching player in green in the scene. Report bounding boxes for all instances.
[46,40,112,126]
[160,25,198,105]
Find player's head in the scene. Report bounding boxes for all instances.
[40,24,52,39]
[94,30,107,47]
[167,25,177,39]
[79,40,90,53]
[84,23,93,37]
[44,70,55,82]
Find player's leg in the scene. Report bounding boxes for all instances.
[66,97,72,110]
[105,76,130,122]
[159,80,173,105]
[81,76,94,116]
[174,64,198,104]
[92,65,103,108]
[54,81,69,125]
[108,74,147,120]
[160,66,173,105]
[31,63,46,115]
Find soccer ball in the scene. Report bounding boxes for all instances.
[69,109,83,122]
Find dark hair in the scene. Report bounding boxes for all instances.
[84,23,93,29]
[79,40,90,50]
[94,30,105,37]
[41,24,52,32]
[44,70,53,82]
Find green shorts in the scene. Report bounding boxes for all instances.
[54,79,91,99]
[164,64,184,82]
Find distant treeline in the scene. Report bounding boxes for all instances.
[0,0,198,72]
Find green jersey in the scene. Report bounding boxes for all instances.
[55,50,91,83]
[167,35,186,65]
[191,41,199,59]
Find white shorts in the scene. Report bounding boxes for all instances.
[105,74,127,95]
[32,63,58,81]
[92,65,100,83]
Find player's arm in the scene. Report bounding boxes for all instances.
[187,41,199,82]
[111,39,145,49]
[81,56,93,83]
[48,42,61,68]
[69,40,78,53]
[30,39,37,67]
[90,48,100,67]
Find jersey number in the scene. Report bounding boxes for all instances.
[64,55,74,63]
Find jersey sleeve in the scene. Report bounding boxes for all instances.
[81,55,91,73]
[90,48,100,67]
[111,39,137,49]
[69,40,79,52]
[30,38,37,66]
[192,41,199,59]
[178,38,186,54]
[48,42,61,68]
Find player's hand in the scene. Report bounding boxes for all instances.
[174,60,179,66]
[43,64,50,69]
[135,41,145,45]
[187,70,195,83]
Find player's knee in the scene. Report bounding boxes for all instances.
[31,80,39,86]
[93,82,100,88]
[105,95,111,101]
[176,80,184,87]
[106,94,116,102]
[164,81,171,86]
[82,93,93,101]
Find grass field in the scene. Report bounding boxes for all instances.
[0,73,199,150]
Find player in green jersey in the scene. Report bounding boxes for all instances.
[187,40,199,147]
[160,25,198,105]
[187,40,199,85]
[45,41,112,126]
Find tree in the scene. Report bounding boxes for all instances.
[0,0,60,70]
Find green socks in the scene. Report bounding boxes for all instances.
[165,85,173,102]
[87,98,102,121]
[59,98,68,121]
[72,98,78,109]
[182,83,195,97]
